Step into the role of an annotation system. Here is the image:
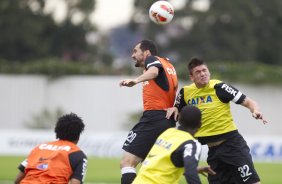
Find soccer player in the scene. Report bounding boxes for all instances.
[133,105,216,184]
[166,57,268,184]
[15,113,87,184]
[119,39,178,184]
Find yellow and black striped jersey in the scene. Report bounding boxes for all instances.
[175,79,246,144]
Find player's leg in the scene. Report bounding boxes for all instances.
[231,135,260,184]
[120,121,144,184]
[217,133,260,184]
[120,151,142,184]
[120,112,175,184]
[120,120,151,184]
[207,146,230,184]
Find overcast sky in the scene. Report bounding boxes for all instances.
[91,0,134,31]
[45,0,133,31]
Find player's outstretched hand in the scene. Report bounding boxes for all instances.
[197,165,216,177]
[119,79,138,87]
[166,107,179,121]
[252,111,268,124]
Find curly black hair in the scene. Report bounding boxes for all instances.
[178,105,202,130]
[54,113,85,142]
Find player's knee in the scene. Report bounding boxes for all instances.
[120,158,135,168]
[120,159,127,169]
[120,156,141,168]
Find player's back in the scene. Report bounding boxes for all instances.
[21,140,81,184]
[143,57,178,111]
[133,128,194,184]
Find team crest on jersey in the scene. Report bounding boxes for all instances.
[183,144,193,157]
[37,163,48,170]
[187,96,212,105]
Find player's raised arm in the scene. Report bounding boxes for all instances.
[241,97,268,124]
[119,66,159,87]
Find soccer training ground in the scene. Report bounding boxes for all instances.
[1,156,281,184]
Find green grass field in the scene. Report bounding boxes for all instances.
[1,156,282,184]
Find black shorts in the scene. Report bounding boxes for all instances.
[207,132,260,184]
[122,110,176,159]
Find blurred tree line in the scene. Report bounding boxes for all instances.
[0,0,282,84]
[0,0,96,61]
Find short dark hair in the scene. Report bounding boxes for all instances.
[188,57,206,74]
[55,113,85,142]
[178,105,201,129]
[139,40,158,55]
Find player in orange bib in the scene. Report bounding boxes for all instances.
[119,40,178,184]
[15,113,87,184]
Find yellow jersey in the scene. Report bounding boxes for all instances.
[175,79,246,144]
[133,128,201,184]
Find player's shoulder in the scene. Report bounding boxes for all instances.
[178,139,201,157]
[182,83,197,90]
[210,79,223,86]
[74,150,87,158]
[182,138,200,146]
[146,55,159,63]
[182,139,201,151]
[145,56,162,69]
[213,80,238,93]
[69,150,87,162]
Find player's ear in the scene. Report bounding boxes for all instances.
[144,50,151,56]
[189,74,194,82]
